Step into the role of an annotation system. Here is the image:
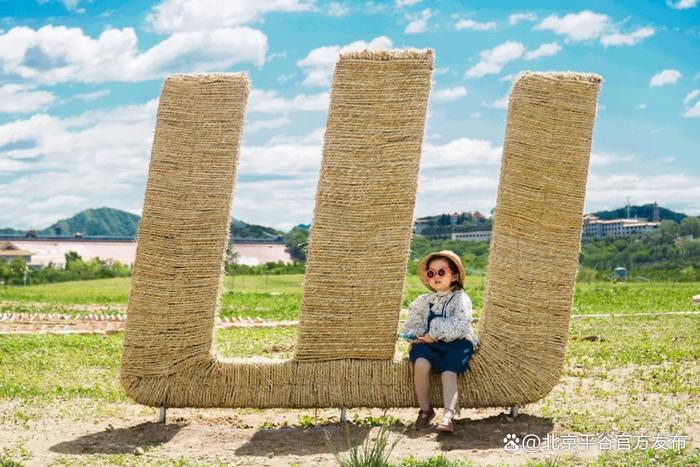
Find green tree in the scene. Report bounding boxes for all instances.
[0,260,10,284]
[284,226,309,262]
[8,257,27,284]
[680,217,700,238]
[658,220,680,241]
[65,251,83,269]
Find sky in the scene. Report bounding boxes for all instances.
[0,0,699,232]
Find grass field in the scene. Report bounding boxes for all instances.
[1,314,698,465]
[1,275,699,465]
[1,275,699,320]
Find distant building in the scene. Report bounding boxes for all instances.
[451,231,492,242]
[0,237,137,268]
[412,218,432,235]
[581,214,659,240]
[0,235,293,269]
[228,238,294,266]
[0,242,34,264]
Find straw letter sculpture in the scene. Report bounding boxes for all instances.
[120,50,602,410]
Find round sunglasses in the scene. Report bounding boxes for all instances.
[426,267,452,279]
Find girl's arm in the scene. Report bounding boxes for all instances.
[427,291,479,344]
[401,293,430,336]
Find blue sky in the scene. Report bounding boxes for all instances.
[0,0,699,231]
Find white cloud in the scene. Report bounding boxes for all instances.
[0,25,267,84]
[40,0,85,13]
[523,42,562,60]
[0,84,56,113]
[585,172,700,215]
[421,138,502,168]
[248,89,329,113]
[649,69,682,87]
[405,9,431,34]
[454,19,497,31]
[465,41,525,78]
[683,89,700,105]
[239,141,322,176]
[535,11,653,47]
[590,151,635,166]
[0,104,324,230]
[268,51,287,61]
[26,195,86,211]
[327,2,349,16]
[635,103,647,110]
[245,116,292,134]
[0,101,158,229]
[499,73,517,82]
[395,0,421,6]
[146,0,313,33]
[508,12,537,25]
[684,89,700,117]
[277,73,295,84]
[482,95,509,109]
[297,36,393,87]
[431,86,467,102]
[74,89,110,101]
[414,138,504,216]
[601,27,655,46]
[535,10,610,41]
[667,0,697,9]
[244,89,330,133]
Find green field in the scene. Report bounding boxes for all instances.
[1,315,698,465]
[1,276,699,465]
[1,315,698,404]
[1,275,699,320]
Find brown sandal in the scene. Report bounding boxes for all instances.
[414,408,435,430]
[436,416,455,433]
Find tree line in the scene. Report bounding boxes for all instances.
[3,217,699,285]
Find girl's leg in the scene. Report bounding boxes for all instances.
[441,371,458,419]
[413,357,431,410]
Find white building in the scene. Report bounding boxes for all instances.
[581,214,659,239]
[451,230,492,242]
[0,237,293,268]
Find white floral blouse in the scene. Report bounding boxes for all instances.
[401,289,480,347]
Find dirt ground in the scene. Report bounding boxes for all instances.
[2,313,698,465]
[3,396,698,467]
[0,313,294,335]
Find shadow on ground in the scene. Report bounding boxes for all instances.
[50,421,184,455]
[234,412,553,457]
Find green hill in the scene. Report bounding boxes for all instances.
[1,207,286,240]
[40,207,141,237]
[591,203,693,223]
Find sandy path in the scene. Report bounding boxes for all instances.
[1,399,620,466]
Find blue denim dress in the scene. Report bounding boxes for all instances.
[408,299,475,375]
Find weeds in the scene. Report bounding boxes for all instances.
[324,423,402,467]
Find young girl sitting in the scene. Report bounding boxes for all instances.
[401,250,479,433]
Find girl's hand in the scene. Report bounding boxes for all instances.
[416,334,435,344]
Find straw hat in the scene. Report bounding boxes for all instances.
[417,250,466,292]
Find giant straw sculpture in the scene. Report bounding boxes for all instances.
[120,50,601,411]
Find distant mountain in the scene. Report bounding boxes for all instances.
[230,221,285,239]
[1,207,286,240]
[590,203,697,223]
[2,203,697,240]
[41,207,141,237]
[0,228,24,235]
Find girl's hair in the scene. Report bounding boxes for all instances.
[426,255,464,292]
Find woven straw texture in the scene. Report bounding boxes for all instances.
[294,49,434,361]
[120,68,601,409]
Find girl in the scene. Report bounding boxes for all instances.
[401,250,479,433]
